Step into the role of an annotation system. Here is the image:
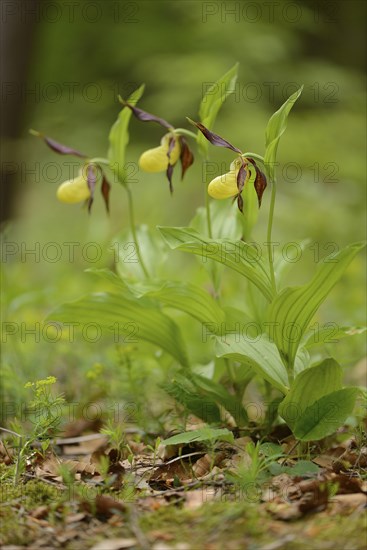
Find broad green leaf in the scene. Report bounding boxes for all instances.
[294,346,310,376]
[48,292,189,367]
[198,63,239,156]
[86,268,136,298]
[269,460,320,477]
[265,241,366,369]
[89,269,226,331]
[287,460,320,476]
[215,333,289,393]
[223,304,281,388]
[279,358,343,429]
[112,224,167,280]
[143,281,226,331]
[223,305,262,344]
[223,305,255,327]
[293,388,360,441]
[264,86,303,182]
[108,84,145,184]
[304,325,367,348]
[259,443,283,457]
[158,226,274,302]
[161,427,234,446]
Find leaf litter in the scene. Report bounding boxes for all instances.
[1,417,366,549]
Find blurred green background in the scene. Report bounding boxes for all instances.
[1,0,366,412]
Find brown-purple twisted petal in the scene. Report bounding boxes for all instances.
[43,136,87,158]
[121,101,172,130]
[101,175,111,214]
[248,158,267,207]
[188,119,242,154]
[86,164,98,213]
[179,137,194,179]
[236,162,247,193]
[166,163,174,194]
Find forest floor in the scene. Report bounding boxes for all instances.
[1,423,366,550]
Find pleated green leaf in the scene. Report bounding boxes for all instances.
[304,325,367,348]
[294,346,310,376]
[293,388,360,441]
[87,269,225,331]
[142,281,226,331]
[215,333,289,393]
[264,86,303,182]
[108,84,145,184]
[48,292,189,367]
[158,226,274,301]
[198,63,239,156]
[279,358,343,429]
[265,241,366,369]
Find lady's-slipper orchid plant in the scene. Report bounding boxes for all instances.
[121,99,194,193]
[32,68,366,445]
[188,119,267,213]
[29,130,110,213]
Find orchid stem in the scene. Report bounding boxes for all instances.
[125,185,150,279]
[205,191,213,239]
[89,157,110,166]
[203,157,221,296]
[174,128,197,140]
[266,178,277,293]
[243,152,265,166]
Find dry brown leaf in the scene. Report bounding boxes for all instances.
[55,528,81,544]
[64,512,88,524]
[232,436,253,448]
[149,530,175,542]
[90,538,137,550]
[30,505,49,519]
[0,440,13,464]
[149,460,192,489]
[331,473,363,494]
[184,488,215,510]
[88,494,126,519]
[193,451,226,478]
[152,543,191,550]
[41,454,99,476]
[267,501,301,521]
[61,418,103,438]
[63,435,108,456]
[312,455,334,469]
[330,493,367,513]
[192,454,213,477]
[260,536,296,550]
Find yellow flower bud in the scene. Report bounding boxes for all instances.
[208,170,239,199]
[56,172,91,203]
[139,134,180,173]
